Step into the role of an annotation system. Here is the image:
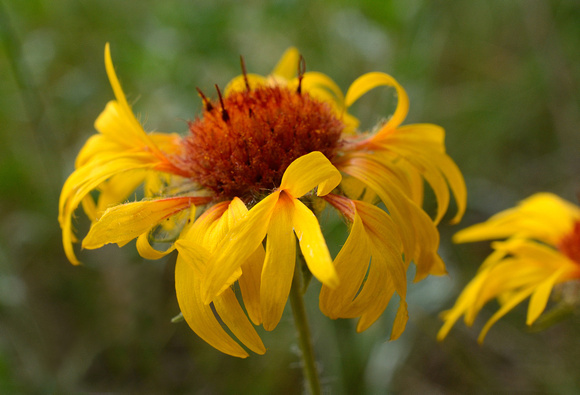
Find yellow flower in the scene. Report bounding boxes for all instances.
[438,193,580,343]
[59,44,466,357]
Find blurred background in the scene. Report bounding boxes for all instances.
[1,0,579,393]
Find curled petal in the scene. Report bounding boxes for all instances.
[59,153,162,264]
[213,288,266,355]
[238,246,265,326]
[319,212,370,318]
[136,232,177,260]
[280,151,342,198]
[175,252,260,358]
[345,72,409,132]
[300,71,346,108]
[527,268,565,325]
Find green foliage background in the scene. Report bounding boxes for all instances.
[1,0,579,393]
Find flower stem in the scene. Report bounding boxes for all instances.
[289,257,321,395]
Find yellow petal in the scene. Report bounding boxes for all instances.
[261,193,296,330]
[82,197,196,249]
[319,212,371,318]
[300,71,345,107]
[354,263,395,332]
[280,151,342,198]
[345,72,409,132]
[368,127,467,224]
[86,171,148,222]
[59,154,161,264]
[271,47,300,80]
[224,74,267,95]
[356,201,406,297]
[75,134,123,168]
[181,201,230,244]
[374,123,445,149]
[527,268,565,325]
[203,191,280,304]
[238,246,265,325]
[213,288,266,355]
[338,156,415,259]
[174,256,248,358]
[293,198,338,288]
[477,286,536,343]
[390,300,409,341]
[345,155,444,280]
[437,269,491,341]
[430,152,467,224]
[454,193,580,245]
[103,44,163,156]
[136,232,176,260]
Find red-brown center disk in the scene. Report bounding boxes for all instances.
[560,220,580,265]
[177,85,345,201]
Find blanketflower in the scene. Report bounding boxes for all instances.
[59,44,466,357]
[438,193,580,343]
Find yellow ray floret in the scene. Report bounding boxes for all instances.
[195,152,341,331]
[320,196,408,339]
[439,193,580,342]
[174,199,266,357]
[59,45,185,265]
[82,196,201,250]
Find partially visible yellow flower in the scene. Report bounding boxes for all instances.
[60,44,466,357]
[438,193,580,343]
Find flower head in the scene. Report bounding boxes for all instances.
[438,193,580,343]
[60,44,466,357]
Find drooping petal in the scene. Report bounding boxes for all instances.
[280,151,342,198]
[345,72,409,132]
[319,211,370,318]
[202,191,280,304]
[339,155,443,278]
[174,252,248,358]
[59,154,163,264]
[320,196,408,335]
[213,288,266,355]
[356,200,406,297]
[527,268,566,325]
[437,268,491,341]
[261,192,297,330]
[440,217,580,342]
[477,286,536,343]
[362,124,467,224]
[82,197,198,249]
[293,198,338,288]
[390,300,409,341]
[238,246,265,326]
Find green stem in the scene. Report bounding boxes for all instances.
[289,258,321,395]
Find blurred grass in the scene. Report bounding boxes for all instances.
[1,0,579,393]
